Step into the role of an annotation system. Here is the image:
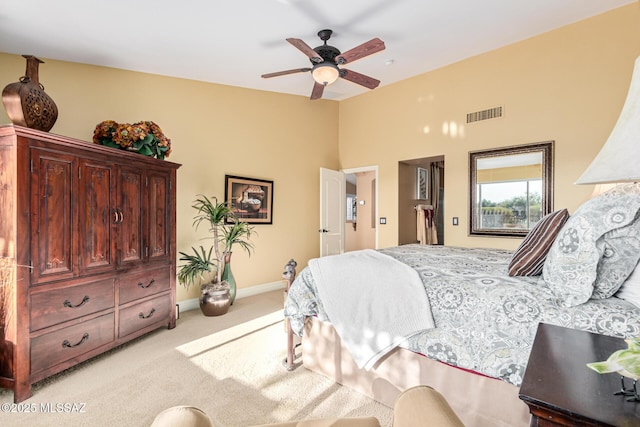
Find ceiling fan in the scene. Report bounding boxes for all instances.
[262,29,385,100]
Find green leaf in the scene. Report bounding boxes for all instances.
[587,361,618,374]
[627,337,640,352]
[617,350,640,379]
[587,347,640,380]
[138,145,153,156]
[177,245,217,288]
[100,139,120,149]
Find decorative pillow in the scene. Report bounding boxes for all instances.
[616,261,640,309]
[543,183,640,307]
[508,209,569,276]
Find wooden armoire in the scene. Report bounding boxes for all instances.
[0,125,180,402]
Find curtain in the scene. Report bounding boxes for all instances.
[430,161,444,244]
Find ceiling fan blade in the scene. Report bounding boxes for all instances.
[336,38,385,65]
[261,68,311,78]
[286,38,323,63]
[340,69,381,89]
[310,82,325,100]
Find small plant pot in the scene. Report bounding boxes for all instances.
[199,288,231,316]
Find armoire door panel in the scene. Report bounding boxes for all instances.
[80,160,116,273]
[147,171,170,262]
[31,149,76,283]
[119,168,144,265]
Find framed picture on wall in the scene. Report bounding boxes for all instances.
[225,175,274,224]
[417,167,428,200]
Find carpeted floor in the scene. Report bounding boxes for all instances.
[0,290,393,426]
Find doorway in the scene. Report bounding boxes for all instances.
[344,166,378,252]
[319,166,378,257]
[344,170,377,252]
[398,156,445,245]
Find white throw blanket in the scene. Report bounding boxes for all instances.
[309,249,435,370]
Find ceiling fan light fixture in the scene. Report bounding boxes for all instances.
[312,62,339,86]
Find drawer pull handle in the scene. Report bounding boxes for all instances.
[63,295,90,308]
[139,308,156,319]
[62,333,89,348]
[138,279,156,289]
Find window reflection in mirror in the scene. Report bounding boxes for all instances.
[469,141,553,237]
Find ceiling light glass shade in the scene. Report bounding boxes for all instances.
[576,56,640,185]
[312,62,339,86]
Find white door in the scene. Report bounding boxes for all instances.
[320,168,345,257]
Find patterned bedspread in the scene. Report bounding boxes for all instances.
[284,244,640,387]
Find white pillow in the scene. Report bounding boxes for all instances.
[543,183,640,307]
[616,261,640,309]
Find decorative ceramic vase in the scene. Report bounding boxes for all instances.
[2,55,58,132]
[199,287,231,316]
[221,252,237,305]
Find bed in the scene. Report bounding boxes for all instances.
[283,183,640,427]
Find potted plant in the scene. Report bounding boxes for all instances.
[177,195,255,314]
[177,245,231,316]
[220,217,255,304]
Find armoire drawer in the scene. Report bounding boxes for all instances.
[31,313,115,374]
[118,294,171,338]
[30,278,115,331]
[119,267,170,304]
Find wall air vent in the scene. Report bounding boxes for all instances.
[466,106,503,123]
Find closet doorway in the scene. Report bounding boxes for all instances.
[398,156,445,245]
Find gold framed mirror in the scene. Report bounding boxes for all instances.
[469,141,554,237]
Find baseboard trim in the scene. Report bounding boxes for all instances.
[177,280,285,313]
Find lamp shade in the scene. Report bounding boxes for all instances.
[312,62,339,86]
[576,56,640,185]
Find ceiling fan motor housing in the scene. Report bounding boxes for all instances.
[312,29,340,65]
[312,45,340,64]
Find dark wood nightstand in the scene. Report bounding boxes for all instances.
[519,323,640,426]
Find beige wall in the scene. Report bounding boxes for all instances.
[0,54,339,303]
[339,3,640,250]
[2,4,640,301]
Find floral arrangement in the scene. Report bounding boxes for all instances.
[93,120,171,159]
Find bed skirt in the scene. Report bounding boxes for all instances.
[302,318,530,427]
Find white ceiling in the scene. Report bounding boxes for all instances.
[1,0,635,101]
